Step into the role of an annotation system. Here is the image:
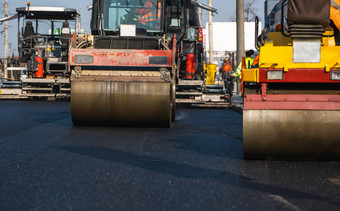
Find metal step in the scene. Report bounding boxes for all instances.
[0,88,22,95]
[0,95,27,99]
[175,98,204,104]
[20,93,56,97]
[22,87,52,91]
[178,79,204,86]
[22,78,55,84]
[56,79,70,84]
[176,91,203,96]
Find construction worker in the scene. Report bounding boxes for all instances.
[330,0,340,45]
[244,50,254,68]
[135,0,161,28]
[221,58,232,78]
[221,58,233,95]
[234,50,254,82]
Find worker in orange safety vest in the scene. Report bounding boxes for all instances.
[221,58,234,95]
[222,58,232,76]
[135,0,161,27]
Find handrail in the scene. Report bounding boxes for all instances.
[281,0,290,37]
[255,16,260,51]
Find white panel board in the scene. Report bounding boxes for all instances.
[205,22,262,52]
[120,24,136,37]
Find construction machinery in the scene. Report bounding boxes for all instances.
[175,21,205,106]
[69,0,197,127]
[14,4,80,99]
[242,0,340,160]
[174,2,229,107]
[175,2,207,105]
[176,0,215,81]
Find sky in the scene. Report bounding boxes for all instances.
[0,0,264,57]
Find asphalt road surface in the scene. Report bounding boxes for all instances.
[0,101,339,210]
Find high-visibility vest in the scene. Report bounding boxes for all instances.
[331,0,340,30]
[222,62,232,72]
[236,63,242,79]
[235,57,254,79]
[245,57,254,69]
[137,2,161,25]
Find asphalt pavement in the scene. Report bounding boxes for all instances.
[0,101,339,210]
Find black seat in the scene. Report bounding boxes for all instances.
[61,22,71,39]
[287,0,329,39]
[61,22,71,49]
[23,21,35,38]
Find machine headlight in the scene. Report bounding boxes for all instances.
[330,71,340,81]
[267,71,283,80]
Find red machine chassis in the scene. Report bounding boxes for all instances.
[259,69,340,83]
[243,66,340,110]
[68,34,176,70]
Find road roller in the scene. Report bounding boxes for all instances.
[242,0,340,160]
[69,0,193,127]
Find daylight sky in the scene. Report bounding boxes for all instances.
[0,0,264,57]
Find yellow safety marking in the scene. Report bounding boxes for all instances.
[0,90,2,94]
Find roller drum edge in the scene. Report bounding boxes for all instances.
[71,81,173,127]
[171,82,176,122]
[243,110,340,160]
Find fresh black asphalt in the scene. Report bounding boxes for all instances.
[0,101,339,210]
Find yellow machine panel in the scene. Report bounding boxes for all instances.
[259,32,340,72]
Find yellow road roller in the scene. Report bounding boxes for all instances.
[242,0,340,159]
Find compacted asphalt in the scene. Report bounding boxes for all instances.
[0,101,339,210]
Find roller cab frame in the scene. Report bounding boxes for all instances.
[242,0,340,160]
[69,0,192,127]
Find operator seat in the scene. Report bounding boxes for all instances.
[23,21,35,38]
[21,20,35,61]
[61,22,71,41]
[61,22,71,50]
[60,22,72,61]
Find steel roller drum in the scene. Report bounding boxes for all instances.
[71,81,173,127]
[243,110,340,160]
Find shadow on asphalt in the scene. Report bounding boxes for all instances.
[57,146,329,202]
